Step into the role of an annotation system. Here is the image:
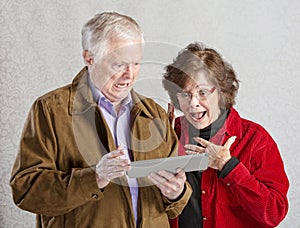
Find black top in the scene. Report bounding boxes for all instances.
[178,110,239,228]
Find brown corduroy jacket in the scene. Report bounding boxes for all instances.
[10,67,192,228]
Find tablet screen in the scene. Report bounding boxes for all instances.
[126,153,209,178]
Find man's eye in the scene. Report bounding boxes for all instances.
[116,63,125,68]
[133,62,140,68]
[112,63,126,71]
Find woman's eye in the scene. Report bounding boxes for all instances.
[183,93,190,97]
[199,90,209,96]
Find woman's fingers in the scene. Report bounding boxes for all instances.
[224,136,236,150]
[193,137,210,147]
[184,144,206,153]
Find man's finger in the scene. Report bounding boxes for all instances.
[106,147,125,159]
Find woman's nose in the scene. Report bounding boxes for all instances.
[190,95,201,107]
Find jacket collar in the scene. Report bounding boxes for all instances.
[209,107,243,145]
[221,107,243,140]
[69,67,97,115]
[130,90,154,120]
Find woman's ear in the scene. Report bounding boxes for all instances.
[82,50,94,66]
[167,103,175,128]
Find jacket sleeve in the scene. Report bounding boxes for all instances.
[222,129,289,227]
[10,99,103,216]
[163,182,192,219]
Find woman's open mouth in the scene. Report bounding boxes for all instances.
[190,111,206,121]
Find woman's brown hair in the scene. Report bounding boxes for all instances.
[162,42,239,110]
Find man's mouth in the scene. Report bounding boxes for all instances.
[190,111,206,121]
[114,83,129,88]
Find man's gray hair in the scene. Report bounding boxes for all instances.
[81,12,144,62]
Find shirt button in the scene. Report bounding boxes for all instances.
[91,193,98,199]
[201,190,206,194]
[226,183,231,186]
[203,216,207,221]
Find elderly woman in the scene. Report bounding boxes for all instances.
[163,42,289,228]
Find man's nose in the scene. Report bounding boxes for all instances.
[124,64,134,78]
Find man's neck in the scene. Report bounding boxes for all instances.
[113,101,122,115]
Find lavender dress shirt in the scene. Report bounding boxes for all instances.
[88,75,139,226]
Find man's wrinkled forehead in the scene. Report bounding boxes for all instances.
[104,40,143,63]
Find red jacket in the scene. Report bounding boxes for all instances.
[170,108,289,228]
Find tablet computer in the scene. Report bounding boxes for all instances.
[126,153,209,178]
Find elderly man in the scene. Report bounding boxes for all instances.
[10,12,191,227]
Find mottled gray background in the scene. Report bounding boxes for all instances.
[1,0,299,227]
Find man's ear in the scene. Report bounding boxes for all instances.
[82,50,94,66]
